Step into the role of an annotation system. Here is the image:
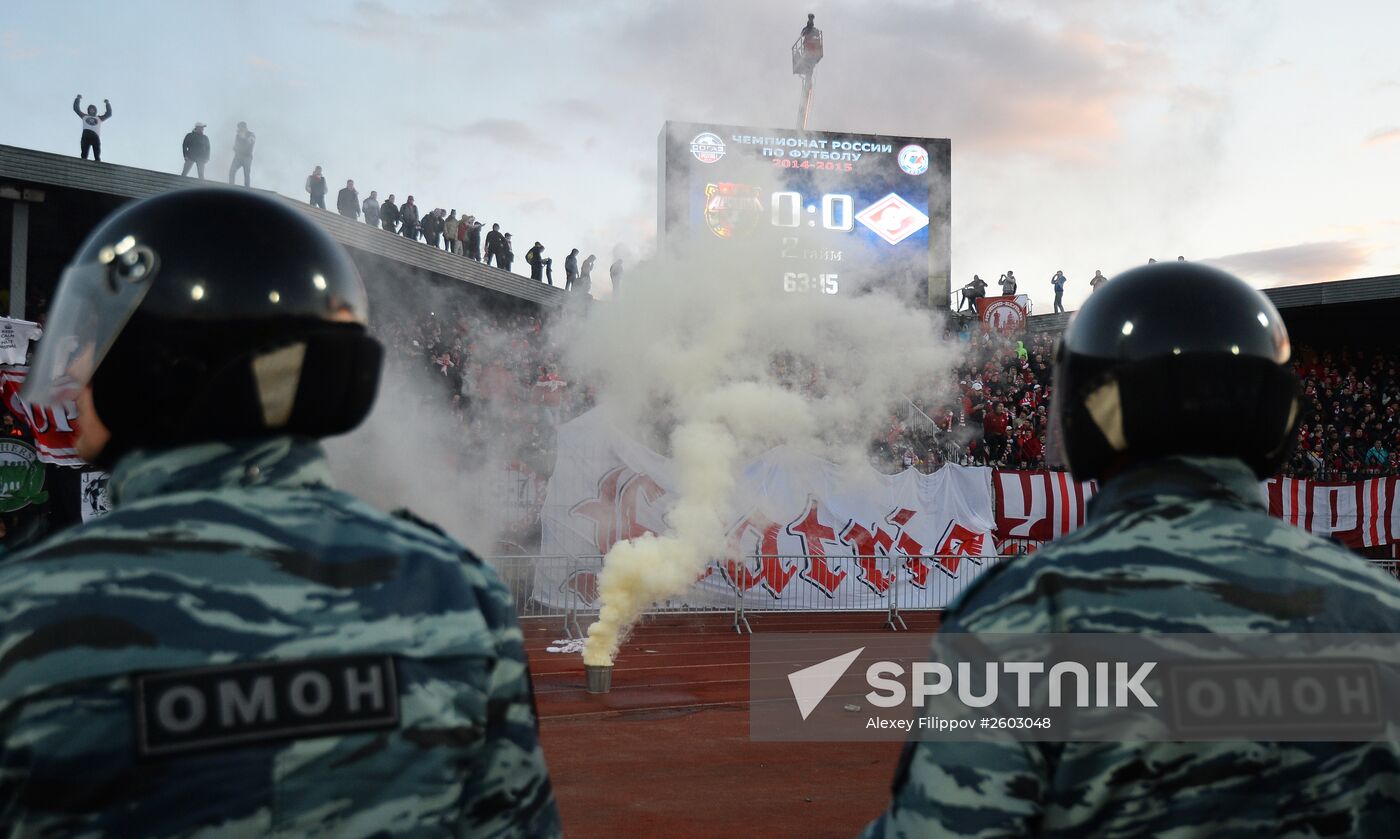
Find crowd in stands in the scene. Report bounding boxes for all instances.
[873,330,1059,474]
[373,302,593,479]
[873,333,1400,481]
[1286,347,1400,480]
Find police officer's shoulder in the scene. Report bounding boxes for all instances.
[942,518,1120,631]
[389,507,482,565]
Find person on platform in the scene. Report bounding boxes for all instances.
[801,12,817,37]
[863,262,1400,838]
[1089,269,1107,293]
[305,167,328,210]
[564,248,580,291]
[463,216,482,261]
[400,196,420,241]
[336,180,360,220]
[228,122,255,187]
[961,274,987,312]
[580,254,596,296]
[484,223,505,267]
[72,95,112,162]
[1000,270,1017,296]
[362,190,380,227]
[420,207,441,248]
[180,122,210,178]
[500,233,515,272]
[0,188,562,836]
[1051,269,1067,313]
[444,210,460,254]
[526,242,552,284]
[380,193,400,233]
[610,257,624,294]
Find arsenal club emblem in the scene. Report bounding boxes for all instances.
[704,182,764,240]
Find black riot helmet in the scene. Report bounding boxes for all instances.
[1051,262,1300,482]
[25,188,383,466]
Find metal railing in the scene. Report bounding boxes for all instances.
[487,554,1400,639]
[487,553,1002,638]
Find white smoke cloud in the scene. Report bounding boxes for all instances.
[560,232,962,665]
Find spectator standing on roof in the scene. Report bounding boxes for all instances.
[72,95,112,162]
[306,167,328,209]
[435,210,450,250]
[500,234,515,272]
[580,254,596,296]
[421,208,441,248]
[462,216,480,259]
[401,196,420,240]
[336,180,360,219]
[610,258,623,294]
[380,194,400,233]
[444,211,460,255]
[1089,269,1107,293]
[564,249,580,291]
[526,242,550,283]
[180,122,209,178]
[1051,270,1066,313]
[484,224,504,266]
[228,122,255,186]
[362,190,380,227]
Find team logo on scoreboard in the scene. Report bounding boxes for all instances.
[897,144,929,175]
[690,132,727,164]
[704,183,764,239]
[855,193,930,245]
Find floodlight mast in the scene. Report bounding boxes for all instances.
[793,13,824,130]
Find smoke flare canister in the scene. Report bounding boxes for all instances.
[585,664,613,694]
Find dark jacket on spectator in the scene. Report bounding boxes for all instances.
[336,187,359,218]
[182,131,210,163]
[401,202,420,237]
[484,228,504,256]
[380,199,401,232]
[465,223,482,257]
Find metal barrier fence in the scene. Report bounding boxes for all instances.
[488,554,1400,639]
[490,553,1002,639]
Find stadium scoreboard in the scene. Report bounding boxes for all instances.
[658,121,950,307]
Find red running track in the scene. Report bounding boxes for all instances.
[526,611,942,839]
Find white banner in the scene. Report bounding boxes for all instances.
[535,410,998,610]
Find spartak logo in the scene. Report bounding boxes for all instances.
[570,466,667,555]
[855,193,929,245]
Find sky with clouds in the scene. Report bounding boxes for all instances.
[3,0,1398,312]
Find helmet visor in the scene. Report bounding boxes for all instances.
[23,243,157,408]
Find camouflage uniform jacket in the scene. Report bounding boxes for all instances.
[0,438,560,837]
[864,456,1400,838]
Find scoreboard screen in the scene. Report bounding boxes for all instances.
[658,121,950,307]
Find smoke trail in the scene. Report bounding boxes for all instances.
[569,240,961,666]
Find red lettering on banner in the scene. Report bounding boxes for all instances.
[570,467,666,555]
[787,498,845,597]
[935,522,986,578]
[881,508,933,589]
[723,513,797,597]
[839,521,896,594]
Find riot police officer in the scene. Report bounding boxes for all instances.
[0,188,560,836]
[865,262,1400,837]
